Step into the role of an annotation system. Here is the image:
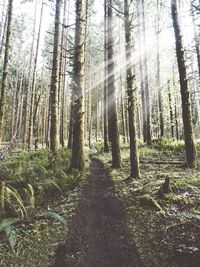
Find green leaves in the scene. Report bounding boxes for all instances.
[0,148,82,218]
[0,218,19,251]
[44,211,66,224]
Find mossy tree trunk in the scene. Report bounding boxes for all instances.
[124,0,140,178]
[0,0,13,142]
[70,0,85,171]
[50,0,61,154]
[171,0,197,168]
[107,0,121,168]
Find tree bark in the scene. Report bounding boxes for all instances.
[124,0,140,178]
[70,0,85,170]
[141,0,151,142]
[171,0,197,168]
[107,0,121,168]
[50,0,61,153]
[103,0,109,152]
[156,0,164,138]
[28,0,44,149]
[0,0,13,142]
[167,79,175,139]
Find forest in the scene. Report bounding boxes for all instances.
[0,0,199,266]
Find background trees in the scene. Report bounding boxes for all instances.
[0,0,199,171]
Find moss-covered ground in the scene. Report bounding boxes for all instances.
[97,139,200,267]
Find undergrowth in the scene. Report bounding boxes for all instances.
[0,148,87,266]
[0,148,82,219]
[99,139,200,267]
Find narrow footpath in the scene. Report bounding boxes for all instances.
[51,159,144,267]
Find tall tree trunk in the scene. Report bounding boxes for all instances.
[124,0,140,178]
[142,0,151,142]
[0,0,13,142]
[107,0,121,168]
[156,0,164,138]
[50,0,61,153]
[103,0,109,152]
[58,0,67,147]
[167,79,175,139]
[174,96,179,140]
[28,0,44,149]
[70,0,85,170]
[120,84,126,143]
[171,0,197,168]
[23,0,37,145]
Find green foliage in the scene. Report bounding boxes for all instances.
[44,211,66,224]
[145,138,185,156]
[4,186,27,218]
[0,148,81,218]
[138,194,163,211]
[0,219,19,251]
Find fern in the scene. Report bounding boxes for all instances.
[0,219,19,251]
[5,186,27,218]
[28,184,35,209]
[45,211,66,224]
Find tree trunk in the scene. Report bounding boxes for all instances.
[174,96,179,140]
[107,0,121,168]
[0,0,13,142]
[124,0,140,178]
[171,0,197,168]
[156,0,164,138]
[142,0,151,142]
[167,79,175,139]
[28,0,44,149]
[23,0,37,145]
[50,0,61,153]
[103,0,109,152]
[70,0,85,170]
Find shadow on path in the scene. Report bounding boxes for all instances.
[51,159,144,267]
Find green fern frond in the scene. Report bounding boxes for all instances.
[5,186,27,218]
[45,211,66,224]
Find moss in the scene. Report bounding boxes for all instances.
[138,194,163,211]
[164,193,190,205]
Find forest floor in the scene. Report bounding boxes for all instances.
[51,159,144,267]
[0,140,200,266]
[52,151,200,267]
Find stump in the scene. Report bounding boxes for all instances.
[158,177,171,197]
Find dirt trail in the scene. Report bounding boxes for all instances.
[51,159,144,267]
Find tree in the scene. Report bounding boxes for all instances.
[103,0,109,152]
[28,0,44,149]
[124,0,140,178]
[156,0,164,138]
[107,0,121,168]
[70,0,85,170]
[23,0,37,145]
[0,0,13,142]
[171,0,197,168]
[141,0,151,142]
[49,0,61,153]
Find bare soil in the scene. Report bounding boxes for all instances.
[51,159,144,267]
